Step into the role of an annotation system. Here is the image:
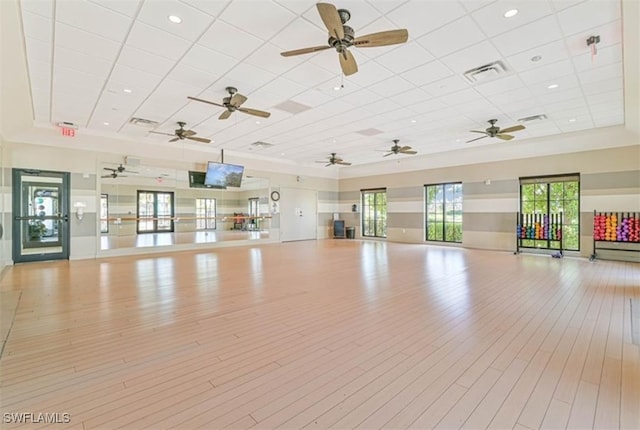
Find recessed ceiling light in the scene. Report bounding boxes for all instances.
[568,118,576,122]
[332,139,337,143]
[123,88,132,93]
[280,152,285,156]
[168,15,182,24]
[410,119,417,123]
[333,86,341,91]
[455,139,461,142]
[255,120,261,124]
[103,122,109,126]
[504,9,518,18]
[547,84,559,89]
[531,55,542,62]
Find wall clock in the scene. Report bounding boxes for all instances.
[270,191,280,201]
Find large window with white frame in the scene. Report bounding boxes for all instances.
[196,198,216,230]
[137,190,174,233]
[425,182,463,243]
[361,189,387,238]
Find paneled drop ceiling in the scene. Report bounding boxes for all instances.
[19,0,625,167]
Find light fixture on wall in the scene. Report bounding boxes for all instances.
[74,202,87,221]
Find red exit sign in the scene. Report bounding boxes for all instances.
[61,127,75,137]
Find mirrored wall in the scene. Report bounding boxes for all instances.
[98,162,271,252]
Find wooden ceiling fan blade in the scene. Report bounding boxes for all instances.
[339,49,358,76]
[281,45,332,57]
[182,130,196,137]
[187,96,224,107]
[499,125,525,133]
[470,130,488,134]
[316,3,344,40]
[496,134,514,141]
[401,150,418,154]
[383,152,394,157]
[169,137,180,142]
[219,110,232,120]
[230,93,247,107]
[187,136,211,144]
[337,161,352,166]
[466,135,489,143]
[238,107,271,118]
[399,145,412,151]
[325,163,332,167]
[353,29,409,47]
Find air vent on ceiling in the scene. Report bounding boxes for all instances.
[129,117,159,127]
[251,141,274,148]
[273,100,312,114]
[356,128,384,136]
[518,114,548,123]
[463,61,508,83]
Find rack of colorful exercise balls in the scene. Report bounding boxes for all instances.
[593,211,640,243]
[515,212,563,253]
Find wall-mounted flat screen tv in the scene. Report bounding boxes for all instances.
[204,162,245,188]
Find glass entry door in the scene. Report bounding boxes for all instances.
[12,169,70,263]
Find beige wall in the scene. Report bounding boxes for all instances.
[339,145,640,258]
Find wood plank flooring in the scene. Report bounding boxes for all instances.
[0,240,638,429]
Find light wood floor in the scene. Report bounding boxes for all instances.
[0,240,638,430]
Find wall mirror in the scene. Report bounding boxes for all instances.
[98,161,271,252]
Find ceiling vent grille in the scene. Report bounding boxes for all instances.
[129,117,159,127]
[518,114,548,123]
[274,100,312,114]
[463,61,508,83]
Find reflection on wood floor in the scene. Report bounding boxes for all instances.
[0,240,638,429]
[100,229,270,250]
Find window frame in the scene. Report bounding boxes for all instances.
[361,188,387,238]
[196,197,217,230]
[425,182,463,243]
[136,190,175,234]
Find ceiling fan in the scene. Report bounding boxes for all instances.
[379,139,417,157]
[188,87,271,120]
[102,164,136,178]
[149,122,211,143]
[280,2,409,76]
[316,152,352,167]
[466,119,526,143]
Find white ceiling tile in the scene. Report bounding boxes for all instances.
[259,77,308,100]
[274,0,315,15]
[550,0,585,12]
[360,99,402,115]
[462,0,498,12]
[88,0,142,17]
[335,88,384,106]
[29,60,51,92]
[388,88,432,107]
[347,60,396,86]
[219,1,296,40]
[302,1,382,32]
[442,88,484,106]
[471,0,554,38]
[283,61,336,87]
[417,16,486,58]
[489,86,535,106]
[518,59,574,85]
[180,0,230,17]
[307,52,347,75]
[161,103,219,129]
[54,46,113,80]
[56,0,132,43]
[491,16,563,57]
[270,17,328,52]
[593,115,623,128]
[228,61,278,93]
[137,0,215,41]
[368,76,415,97]
[25,37,51,64]
[440,41,502,74]
[55,23,120,61]
[97,86,149,111]
[557,0,621,36]
[291,89,334,108]
[401,61,453,86]
[180,44,237,78]
[537,86,583,105]
[474,74,524,96]
[543,96,587,114]
[572,43,622,72]
[373,42,433,74]
[581,76,622,96]
[578,62,622,84]
[386,0,467,38]
[166,63,216,90]
[528,72,581,95]
[586,89,623,106]
[53,64,105,93]
[505,40,570,73]
[20,0,53,19]
[422,75,470,97]
[244,43,305,75]
[21,11,52,43]
[127,21,192,60]
[118,45,176,77]
[407,98,448,114]
[198,20,263,60]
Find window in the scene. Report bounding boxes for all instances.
[520,174,580,251]
[248,198,259,217]
[362,189,387,238]
[196,198,216,230]
[137,191,174,233]
[100,193,109,233]
[425,182,463,242]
